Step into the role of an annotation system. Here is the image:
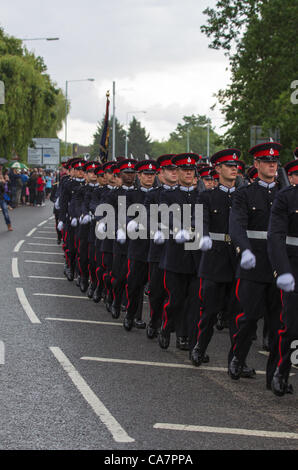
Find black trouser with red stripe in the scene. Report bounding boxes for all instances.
[126,259,148,321]
[111,253,128,308]
[277,290,298,380]
[161,270,201,346]
[195,279,239,355]
[229,279,281,385]
[88,242,97,286]
[96,251,113,296]
[148,262,166,330]
[77,224,90,280]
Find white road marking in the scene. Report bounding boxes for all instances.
[49,347,134,443]
[80,356,267,375]
[12,258,20,278]
[16,288,41,324]
[25,260,64,265]
[29,276,67,281]
[46,317,121,326]
[32,237,57,240]
[37,220,48,227]
[26,228,37,237]
[37,231,56,234]
[13,240,25,253]
[28,243,59,247]
[24,251,64,256]
[258,351,269,357]
[34,293,88,299]
[153,423,298,440]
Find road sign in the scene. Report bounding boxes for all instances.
[28,138,60,166]
[0,81,5,104]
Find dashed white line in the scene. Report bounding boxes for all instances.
[49,347,135,443]
[25,260,64,265]
[28,243,59,247]
[26,228,37,237]
[13,240,25,253]
[32,237,57,240]
[12,258,20,278]
[37,220,48,227]
[80,356,267,375]
[24,251,64,256]
[29,276,67,281]
[46,317,121,326]
[34,293,88,299]
[16,288,41,324]
[153,423,298,440]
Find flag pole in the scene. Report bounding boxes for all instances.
[112,81,116,161]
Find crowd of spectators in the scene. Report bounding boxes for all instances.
[0,165,57,231]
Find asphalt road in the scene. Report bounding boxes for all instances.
[0,201,297,451]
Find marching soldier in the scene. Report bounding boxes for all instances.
[267,163,298,396]
[284,159,298,186]
[228,142,282,389]
[123,159,159,331]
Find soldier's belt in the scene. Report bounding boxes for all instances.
[246,230,298,246]
[209,232,231,242]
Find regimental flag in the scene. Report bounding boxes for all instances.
[99,92,110,163]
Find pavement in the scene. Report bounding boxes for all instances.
[0,201,297,451]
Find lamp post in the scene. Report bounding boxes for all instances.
[64,78,95,156]
[197,119,211,158]
[125,110,147,158]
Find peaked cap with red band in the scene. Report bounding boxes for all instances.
[284,159,298,175]
[237,160,246,174]
[94,165,104,175]
[246,166,258,180]
[172,153,200,168]
[84,161,100,172]
[211,148,241,166]
[72,159,85,169]
[135,159,159,173]
[112,163,120,174]
[118,159,137,172]
[249,142,282,161]
[210,168,219,180]
[198,166,213,178]
[102,161,115,172]
[157,154,176,169]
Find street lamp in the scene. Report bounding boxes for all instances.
[125,110,147,158]
[197,119,211,158]
[64,78,95,156]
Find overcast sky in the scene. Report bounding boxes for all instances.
[1,0,231,148]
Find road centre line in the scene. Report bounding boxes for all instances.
[29,276,67,281]
[32,237,57,240]
[12,258,20,278]
[153,423,298,440]
[37,220,48,227]
[49,347,134,443]
[46,317,121,326]
[13,240,25,252]
[16,288,41,324]
[26,228,37,237]
[24,251,64,256]
[27,243,59,247]
[25,260,64,265]
[34,293,88,299]
[80,356,267,375]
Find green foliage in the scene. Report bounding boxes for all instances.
[126,116,152,159]
[202,0,298,164]
[0,27,65,161]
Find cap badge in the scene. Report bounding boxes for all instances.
[149,163,152,169]
[270,148,274,155]
[187,157,191,163]
[233,153,237,159]
[128,162,131,167]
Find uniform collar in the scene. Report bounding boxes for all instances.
[140,186,153,192]
[219,184,236,193]
[75,178,85,182]
[107,184,115,190]
[122,185,134,190]
[179,185,195,192]
[88,183,99,187]
[258,180,276,189]
[163,184,178,190]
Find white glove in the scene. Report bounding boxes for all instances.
[175,229,190,244]
[240,249,256,270]
[117,228,126,244]
[154,230,165,245]
[82,214,91,225]
[54,197,60,210]
[199,236,212,251]
[127,220,139,234]
[71,218,78,227]
[57,221,64,232]
[277,273,295,292]
[96,222,106,235]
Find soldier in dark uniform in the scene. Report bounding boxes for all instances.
[284,159,298,186]
[50,163,68,245]
[267,173,298,396]
[197,166,213,190]
[228,142,282,389]
[157,153,202,351]
[191,149,248,370]
[123,159,159,331]
[96,159,137,319]
[58,159,85,281]
[145,155,178,339]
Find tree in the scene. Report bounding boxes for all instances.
[127,117,152,159]
[201,0,298,163]
[0,27,65,161]
[90,117,126,160]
